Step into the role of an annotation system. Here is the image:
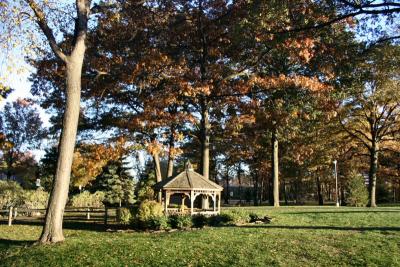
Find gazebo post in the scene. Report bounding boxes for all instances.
[213,193,216,212]
[165,191,170,214]
[218,192,221,213]
[190,190,194,215]
[181,194,187,212]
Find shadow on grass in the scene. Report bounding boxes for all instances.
[0,238,35,248]
[0,218,127,232]
[282,210,400,215]
[237,225,400,231]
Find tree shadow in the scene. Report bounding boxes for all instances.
[0,238,35,248]
[0,218,127,232]
[282,210,400,215]
[236,225,400,231]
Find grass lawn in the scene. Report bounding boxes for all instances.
[1,206,399,266]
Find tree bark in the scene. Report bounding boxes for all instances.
[153,153,162,202]
[39,59,83,243]
[283,180,288,205]
[253,170,259,206]
[316,175,323,205]
[200,99,210,180]
[224,168,230,204]
[37,0,91,243]
[272,128,280,207]
[237,163,242,205]
[166,128,175,178]
[368,145,379,207]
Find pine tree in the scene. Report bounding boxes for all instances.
[97,157,135,207]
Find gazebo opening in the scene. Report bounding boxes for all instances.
[154,161,223,215]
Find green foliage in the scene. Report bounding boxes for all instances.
[346,171,369,207]
[191,214,208,228]
[22,189,49,210]
[220,210,251,225]
[38,146,58,191]
[117,208,132,225]
[150,215,170,230]
[137,200,164,229]
[0,99,44,181]
[97,159,135,206]
[136,167,156,202]
[70,191,105,208]
[168,214,192,229]
[0,180,24,209]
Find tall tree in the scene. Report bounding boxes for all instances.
[339,44,400,207]
[0,0,118,243]
[0,98,44,180]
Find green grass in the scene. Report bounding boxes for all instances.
[1,206,400,266]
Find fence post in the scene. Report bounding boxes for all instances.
[104,206,108,226]
[86,208,91,220]
[8,206,13,226]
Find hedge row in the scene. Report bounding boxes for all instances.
[117,201,270,231]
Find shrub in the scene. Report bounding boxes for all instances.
[150,215,170,230]
[346,171,369,207]
[137,200,164,229]
[221,210,250,225]
[192,214,208,228]
[0,180,24,209]
[169,214,192,229]
[22,189,49,210]
[70,191,105,208]
[118,207,132,224]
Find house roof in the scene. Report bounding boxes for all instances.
[154,162,223,191]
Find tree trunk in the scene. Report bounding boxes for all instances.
[237,163,242,205]
[272,128,280,207]
[224,166,230,204]
[39,59,83,244]
[153,153,162,202]
[253,171,259,206]
[200,100,210,209]
[283,180,288,205]
[200,99,210,180]
[368,145,379,207]
[316,175,323,205]
[166,129,175,178]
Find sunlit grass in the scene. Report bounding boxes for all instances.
[1,206,399,266]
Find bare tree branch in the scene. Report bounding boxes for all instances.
[25,0,69,63]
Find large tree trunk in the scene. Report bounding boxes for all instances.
[200,100,210,209]
[316,175,323,205]
[153,154,162,183]
[368,145,379,207]
[153,153,162,202]
[166,128,175,178]
[224,167,230,204]
[253,170,259,206]
[39,59,83,244]
[237,163,242,205]
[272,128,280,207]
[283,180,288,205]
[200,99,210,180]
[26,0,90,244]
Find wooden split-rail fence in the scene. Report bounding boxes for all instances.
[0,206,116,226]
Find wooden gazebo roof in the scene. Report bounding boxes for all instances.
[154,163,223,191]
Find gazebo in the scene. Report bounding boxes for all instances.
[154,162,223,215]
